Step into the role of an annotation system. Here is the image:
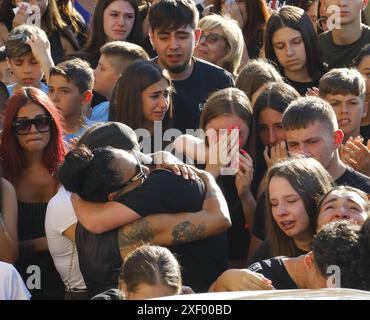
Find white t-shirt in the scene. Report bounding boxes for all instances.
[45,186,86,290]
[0,262,31,300]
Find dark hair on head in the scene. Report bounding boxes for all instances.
[265,156,333,257]
[312,220,362,289]
[354,44,370,67]
[200,87,254,151]
[99,41,150,76]
[358,218,370,290]
[81,0,143,62]
[282,96,337,132]
[236,59,283,100]
[109,60,173,131]
[264,5,324,81]
[298,0,317,11]
[49,58,94,93]
[319,68,366,99]
[0,87,65,184]
[253,82,300,186]
[5,25,47,59]
[59,145,128,202]
[121,245,182,297]
[149,0,199,31]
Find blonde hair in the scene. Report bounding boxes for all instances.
[198,15,243,75]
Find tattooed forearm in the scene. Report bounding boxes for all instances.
[172,221,207,245]
[118,219,154,249]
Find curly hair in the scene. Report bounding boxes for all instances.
[312,220,362,289]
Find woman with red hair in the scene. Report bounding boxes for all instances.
[0,87,66,300]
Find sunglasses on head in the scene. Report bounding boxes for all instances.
[200,33,228,45]
[12,116,53,135]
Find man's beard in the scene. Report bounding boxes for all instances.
[163,60,190,74]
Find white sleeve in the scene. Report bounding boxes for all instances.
[46,187,77,234]
[0,263,31,300]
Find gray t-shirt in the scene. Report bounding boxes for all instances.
[318,24,370,69]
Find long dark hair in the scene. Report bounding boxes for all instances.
[264,5,324,81]
[265,156,333,257]
[81,0,143,61]
[109,60,173,132]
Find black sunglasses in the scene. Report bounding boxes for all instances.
[200,33,228,45]
[118,153,147,190]
[12,116,53,135]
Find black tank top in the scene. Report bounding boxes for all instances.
[15,202,65,300]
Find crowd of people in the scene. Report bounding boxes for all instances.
[0,0,370,300]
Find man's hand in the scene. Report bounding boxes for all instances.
[210,269,274,292]
[340,136,370,176]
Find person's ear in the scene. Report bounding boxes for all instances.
[362,0,368,10]
[6,57,12,68]
[363,100,369,119]
[194,28,201,45]
[333,129,344,148]
[107,191,117,201]
[303,252,315,271]
[82,90,93,104]
[149,29,155,50]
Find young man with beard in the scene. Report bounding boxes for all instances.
[148,0,234,132]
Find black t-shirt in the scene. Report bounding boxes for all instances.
[336,167,370,193]
[319,24,370,69]
[248,257,297,290]
[217,175,250,261]
[118,169,228,293]
[248,240,308,266]
[286,78,320,97]
[171,58,234,132]
[360,125,370,143]
[252,193,267,241]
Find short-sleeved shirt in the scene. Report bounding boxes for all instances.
[45,186,86,291]
[319,25,370,69]
[118,169,228,293]
[248,257,297,290]
[170,57,234,132]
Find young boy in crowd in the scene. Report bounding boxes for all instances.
[5,24,54,96]
[90,41,149,122]
[282,96,370,193]
[48,58,95,143]
[319,68,368,143]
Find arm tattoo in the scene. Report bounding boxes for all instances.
[118,219,154,249]
[172,221,207,245]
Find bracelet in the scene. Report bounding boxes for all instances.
[205,191,217,198]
